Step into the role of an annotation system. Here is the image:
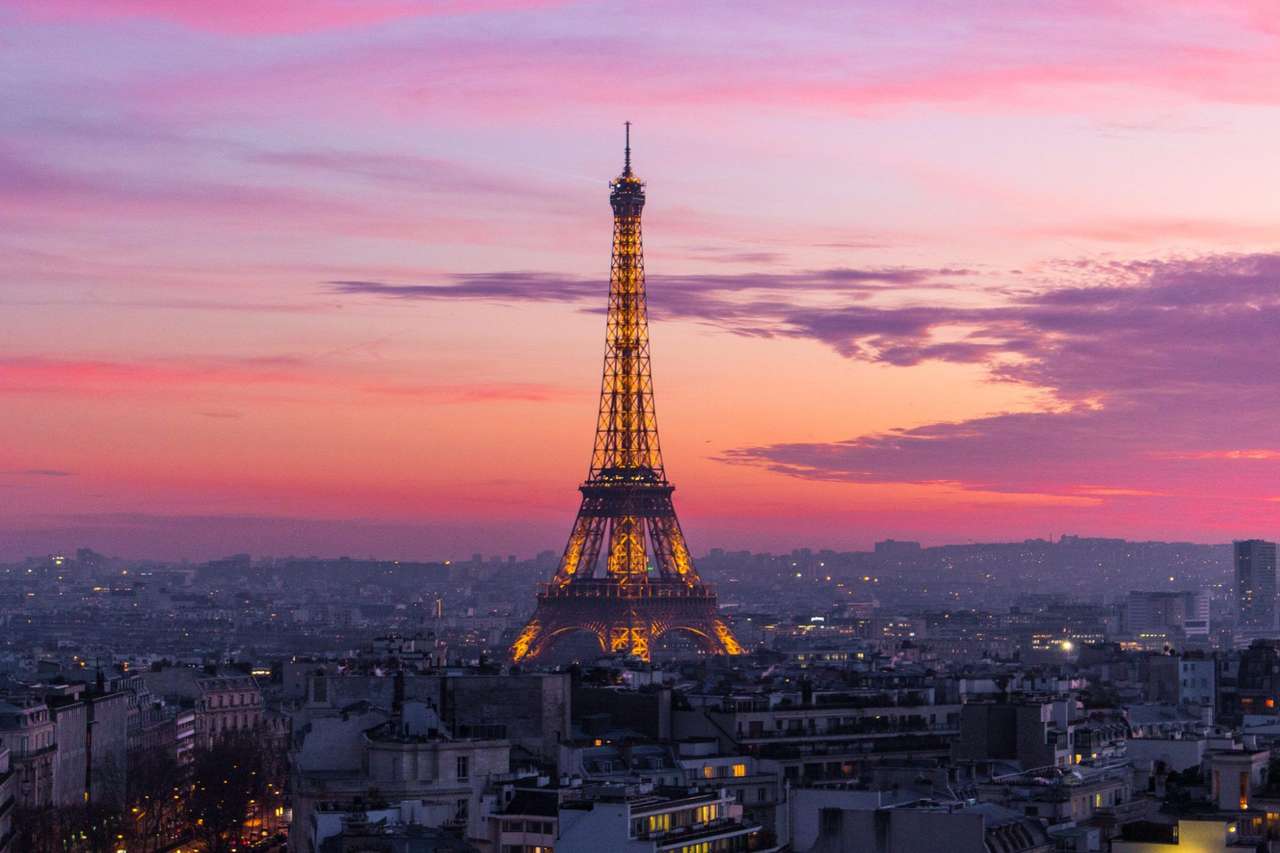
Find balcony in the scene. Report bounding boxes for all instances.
[647,817,763,850]
[755,733,955,760]
[738,722,957,743]
[12,743,56,759]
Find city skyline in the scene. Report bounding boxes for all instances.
[6,1,1280,559]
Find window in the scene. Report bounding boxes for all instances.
[702,765,715,779]
[457,756,470,781]
[695,804,719,823]
[455,799,469,821]
[648,813,671,833]
[732,763,747,778]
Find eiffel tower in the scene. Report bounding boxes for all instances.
[510,125,743,663]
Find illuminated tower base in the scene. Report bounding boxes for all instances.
[512,580,741,662]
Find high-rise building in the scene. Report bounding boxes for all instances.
[873,539,922,558]
[1235,539,1278,629]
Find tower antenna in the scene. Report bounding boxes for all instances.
[624,121,631,174]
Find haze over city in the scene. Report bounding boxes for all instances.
[6,1,1280,560]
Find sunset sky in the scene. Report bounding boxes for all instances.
[4,0,1280,560]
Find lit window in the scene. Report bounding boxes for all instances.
[732,763,747,777]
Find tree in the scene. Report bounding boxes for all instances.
[188,731,269,853]
[54,802,129,853]
[127,748,188,853]
[14,807,59,852]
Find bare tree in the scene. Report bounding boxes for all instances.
[188,731,268,853]
[127,749,188,853]
[14,807,59,852]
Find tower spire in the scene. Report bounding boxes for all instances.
[623,120,632,175]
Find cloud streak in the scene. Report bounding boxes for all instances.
[0,356,574,405]
[13,0,573,36]
[329,266,969,314]
[70,2,1280,128]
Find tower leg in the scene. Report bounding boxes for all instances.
[510,617,544,663]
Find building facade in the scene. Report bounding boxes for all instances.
[290,702,510,853]
[0,746,14,853]
[0,698,55,809]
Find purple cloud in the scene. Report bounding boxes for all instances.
[329,266,967,311]
[721,253,1280,504]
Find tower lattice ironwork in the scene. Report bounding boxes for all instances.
[510,125,743,663]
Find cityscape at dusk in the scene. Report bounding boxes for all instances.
[6,3,1280,853]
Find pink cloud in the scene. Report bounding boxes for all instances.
[0,356,309,395]
[0,146,508,245]
[12,0,573,35]
[1158,450,1280,461]
[364,382,575,403]
[0,356,572,406]
[1019,218,1280,246]
[92,4,1280,128]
